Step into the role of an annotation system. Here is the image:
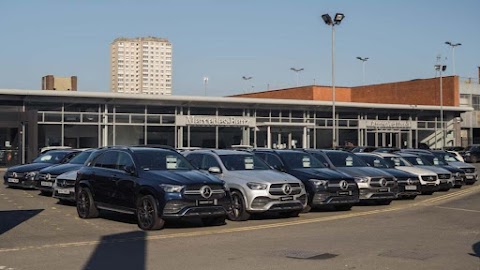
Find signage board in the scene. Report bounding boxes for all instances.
[176,115,256,127]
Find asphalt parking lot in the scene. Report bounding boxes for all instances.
[1,170,480,270]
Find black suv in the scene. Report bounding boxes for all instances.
[462,145,480,163]
[76,147,230,230]
[254,149,359,212]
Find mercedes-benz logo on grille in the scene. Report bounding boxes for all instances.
[45,174,51,180]
[379,178,387,187]
[407,179,413,185]
[282,184,292,195]
[428,176,434,181]
[339,180,348,190]
[12,172,17,178]
[200,185,212,199]
[59,180,67,187]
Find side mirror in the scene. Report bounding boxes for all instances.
[124,165,136,175]
[208,167,221,174]
[323,162,330,168]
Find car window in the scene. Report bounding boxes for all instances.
[185,154,203,169]
[384,157,410,167]
[92,151,118,169]
[309,152,329,165]
[445,153,459,162]
[404,156,430,166]
[33,151,71,164]
[278,152,325,169]
[265,153,284,168]
[219,154,270,171]
[203,155,220,170]
[325,152,367,167]
[117,152,134,171]
[68,151,92,165]
[359,156,390,168]
[134,149,194,171]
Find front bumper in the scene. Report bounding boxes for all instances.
[311,190,360,206]
[464,173,478,184]
[419,184,440,193]
[35,179,55,192]
[397,184,421,197]
[161,196,231,219]
[4,177,36,189]
[52,187,75,201]
[359,187,397,201]
[248,195,306,213]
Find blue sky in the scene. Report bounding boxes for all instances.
[0,0,478,96]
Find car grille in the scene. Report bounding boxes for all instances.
[422,175,437,181]
[183,184,225,200]
[37,173,58,182]
[438,173,451,180]
[269,183,302,196]
[396,177,420,185]
[7,171,25,178]
[56,178,76,188]
[370,177,396,187]
[462,168,475,173]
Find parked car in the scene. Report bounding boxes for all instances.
[373,147,401,153]
[367,152,440,195]
[75,146,231,230]
[461,145,480,163]
[396,152,452,192]
[355,153,420,199]
[3,150,79,189]
[351,146,377,153]
[446,150,465,163]
[430,150,477,185]
[184,149,307,220]
[306,150,398,205]
[253,149,359,212]
[52,170,78,203]
[35,149,95,195]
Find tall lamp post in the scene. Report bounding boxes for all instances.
[435,64,447,148]
[203,76,209,96]
[356,57,369,85]
[445,41,461,75]
[290,67,304,86]
[242,76,253,93]
[322,12,345,148]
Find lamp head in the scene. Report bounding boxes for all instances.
[334,13,345,24]
[321,14,333,25]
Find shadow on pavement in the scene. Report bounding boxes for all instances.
[470,241,480,258]
[83,231,146,270]
[0,209,43,235]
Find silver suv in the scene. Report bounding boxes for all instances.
[184,150,307,221]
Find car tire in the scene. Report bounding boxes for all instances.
[334,204,353,211]
[227,190,250,221]
[76,187,99,219]
[136,195,165,231]
[202,216,226,226]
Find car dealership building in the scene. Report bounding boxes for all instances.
[0,75,473,166]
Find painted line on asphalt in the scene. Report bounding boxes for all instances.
[0,184,479,253]
[435,206,480,213]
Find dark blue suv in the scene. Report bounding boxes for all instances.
[76,147,230,230]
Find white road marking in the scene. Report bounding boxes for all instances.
[435,206,480,213]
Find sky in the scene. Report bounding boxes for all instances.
[0,0,479,97]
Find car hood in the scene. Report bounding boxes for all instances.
[416,165,451,174]
[394,166,437,176]
[7,163,55,173]
[56,170,79,181]
[377,168,417,178]
[334,166,394,178]
[288,168,353,181]
[223,170,301,184]
[143,170,223,186]
[39,163,83,175]
[448,161,475,169]
[440,165,464,173]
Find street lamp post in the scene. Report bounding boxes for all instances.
[203,76,209,96]
[290,67,304,86]
[435,64,447,148]
[322,12,345,149]
[242,76,253,93]
[445,41,461,75]
[356,57,369,85]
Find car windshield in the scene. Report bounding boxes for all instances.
[68,151,92,164]
[326,151,368,167]
[383,156,411,167]
[422,154,447,165]
[403,156,432,166]
[360,156,391,168]
[135,150,194,171]
[33,152,70,164]
[219,154,271,171]
[445,152,460,162]
[278,152,325,169]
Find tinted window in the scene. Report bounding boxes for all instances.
[360,156,390,168]
[278,152,324,169]
[134,150,194,171]
[383,156,410,167]
[93,151,118,169]
[219,155,270,171]
[403,156,431,166]
[265,153,284,168]
[117,152,134,170]
[33,151,71,164]
[203,155,220,170]
[326,152,367,167]
[185,154,203,169]
[309,152,328,165]
[68,151,93,165]
[421,154,446,165]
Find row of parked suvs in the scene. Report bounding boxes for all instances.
[2,146,478,230]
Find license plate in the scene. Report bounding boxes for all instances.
[337,191,351,196]
[7,178,19,183]
[41,181,53,187]
[378,188,389,192]
[405,185,417,191]
[466,175,474,179]
[197,200,216,206]
[280,196,294,201]
[57,188,71,194]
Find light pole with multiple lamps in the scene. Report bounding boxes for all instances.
[356,57,369,85]
[435,64,447,148]
[290,67,304,86]
[203,76,209,96]
[242,76,253,93]
[322,12,345,148]
[445,41,461,75]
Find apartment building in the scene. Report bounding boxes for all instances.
[41,75,77,91]
[110,37,172,95]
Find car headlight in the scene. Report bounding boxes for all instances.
[159,184,184,193]
[466,152,471,156]
[26,171,38,180]
[309,179,328,187]
[246,182,268,190]
[354,177,369,183]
